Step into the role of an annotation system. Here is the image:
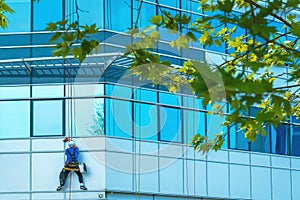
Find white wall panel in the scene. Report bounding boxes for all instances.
[32,153,63,191]
[184,160,207,196]
[159,143,183,158]
[0,139,29,152]
[106,138,133,153]
[207,150,228,162]
[230,164,251,199]
[271,156,290,169]
[229,151,249,164]
[32,138,64,151]
[79,152,106,190]
[0,154,30,192]
[31,192,64,200]
[0,194,30,200]
[70,137,105,151]
[106,152,133,191]
[136,155,159,193]
[272,169,291,200]
[251,154,270,167]
[251,167,271,200]
[291,170,300,200]
[207,162,229,198]
[160,158,183,194]
[135,141,159,156]
[291,158,300,170]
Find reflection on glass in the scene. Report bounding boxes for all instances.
[106,0,131,31]
[105,99,132,138]
[160,106,182,142]
[105,84,132,99]
[230,124,249,151]
[183,109,205,143]
[134,103,158,141]
[85,98,104,136]
[1,0,31,32]
[291,117,300,156]
[134,88,157,103]
[271,124,289,155]
[34,0,62,30]
[77,0,104,28]
[249,107,271,153]
[0,101,30,138]
[33,100,63,136]
[159,91,181,106]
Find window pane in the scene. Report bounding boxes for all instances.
[271,124,289,155]
[249,107,271,153]
[160,106,182,142]
[2,0,31,32]
[0,101,30,138]
[134,103,158,141]
[33,100,63,136]
[183,109,205,143]
[159,91,181,106]
[105,99,132,138]
[105,84,132,99]
[77,0,104,28]
[133,1,156,28]
[106,0,131,31]
[82,98,104,136]
[230,124,249,151]
[291,117,300,156]
[134,88,157,103]
[34,0,62,30]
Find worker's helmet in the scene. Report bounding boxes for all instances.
[68,140,75,147]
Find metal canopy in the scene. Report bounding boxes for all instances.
[0,52,128,79]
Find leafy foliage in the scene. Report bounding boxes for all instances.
[45,20,99,63]
[0,0,14,29]
[125,0,300,154]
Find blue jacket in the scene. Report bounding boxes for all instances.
[65,147,79,163]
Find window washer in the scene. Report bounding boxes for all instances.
[56,138,87,191]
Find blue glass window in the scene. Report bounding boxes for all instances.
[1,0,31,32]
[105,84,132,99]
[230,124,249,151]
[134,103,158,141]
[160,106,182,142]
[33,100,63,136]
[105,98,132,138]
[183,109,205,143]
[133,1,156,28]
[159,90,181,106]
[249,107,271,153]
[271,124,289,155]
[76,0,104,28]
[0,101,30,138]
[34,0,62,30]
[134,88,157,103]
[291,117,300,156]
[106,0,131,31]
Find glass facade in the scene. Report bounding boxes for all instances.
[1,1,300,200]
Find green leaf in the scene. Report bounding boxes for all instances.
[291,22,300,37]
[150,15,163,25]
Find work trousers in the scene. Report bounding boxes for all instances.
[59,168,83,186]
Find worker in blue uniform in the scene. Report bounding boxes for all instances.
[56,139,87,191]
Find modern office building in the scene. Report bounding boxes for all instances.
[1,0,300,200]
